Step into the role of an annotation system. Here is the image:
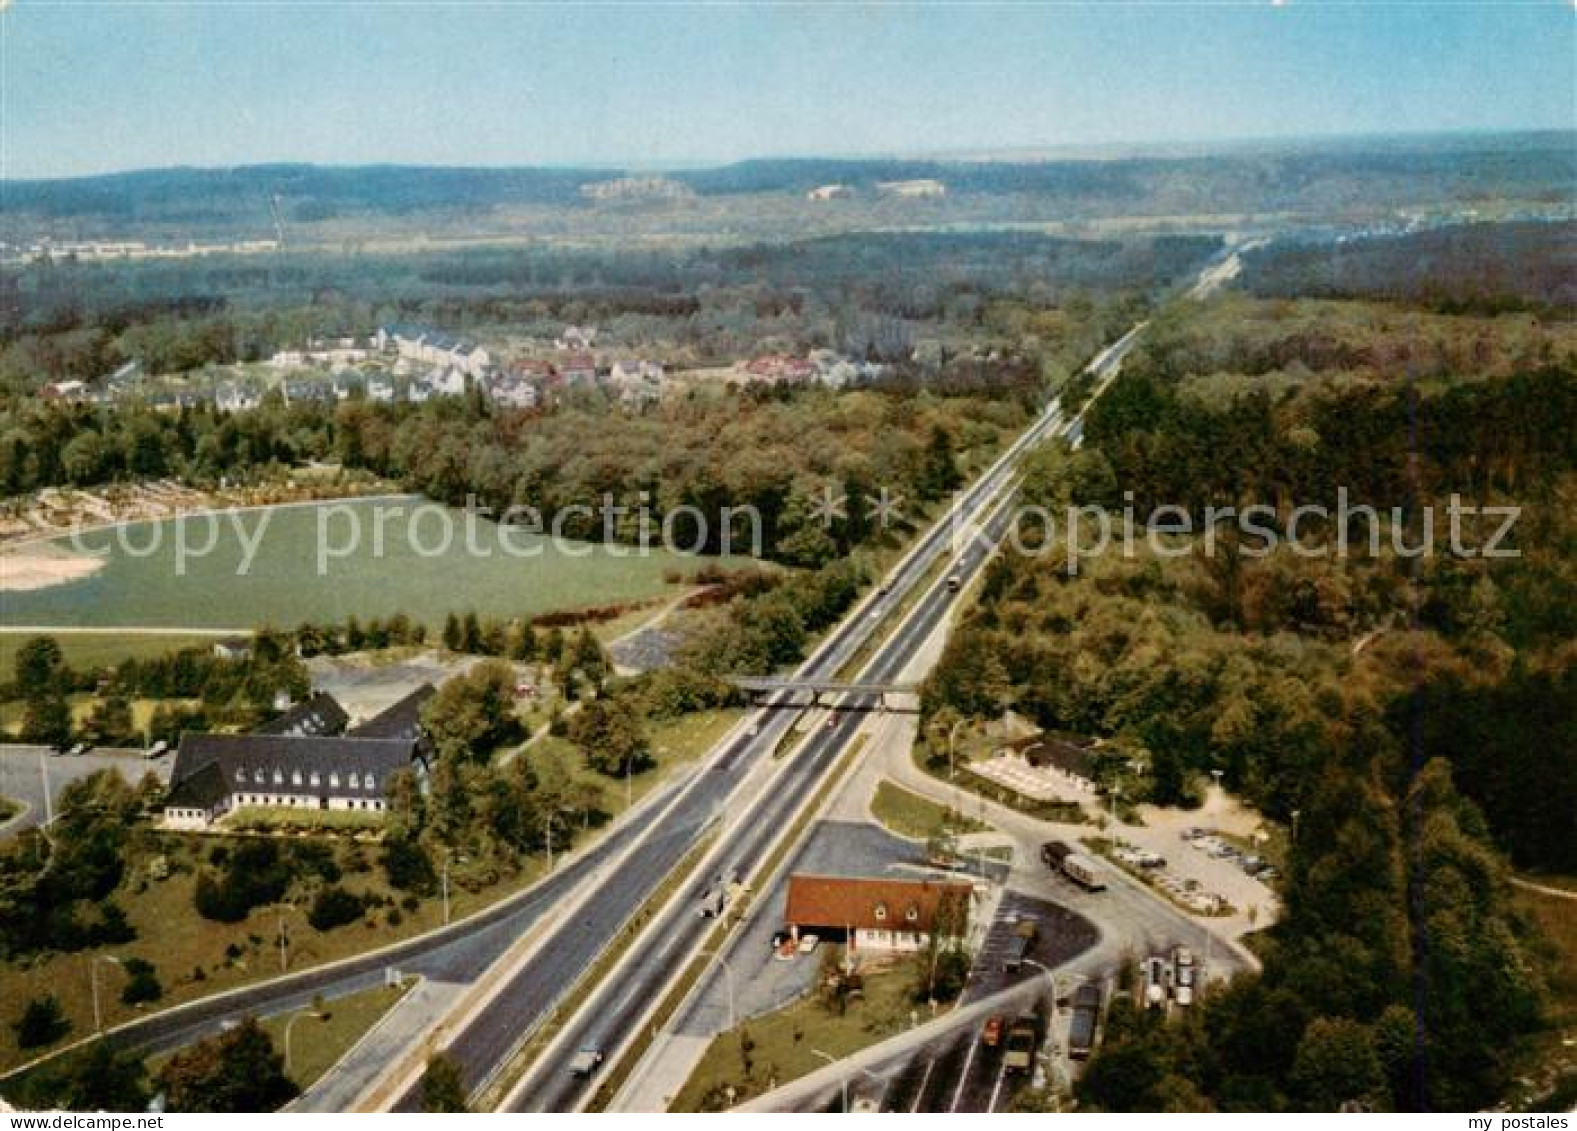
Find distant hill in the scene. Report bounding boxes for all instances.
[3,132,1571,243]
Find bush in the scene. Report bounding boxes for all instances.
[120,957,164,1005]
[307,885,365,932]
[381,834,437,894]
[194,840,291,922]
[13,994,70,1049]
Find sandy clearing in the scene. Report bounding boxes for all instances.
[0,551,106,593]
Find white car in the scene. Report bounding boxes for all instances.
[797,933,821,954]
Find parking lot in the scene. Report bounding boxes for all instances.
[0,743,172,837]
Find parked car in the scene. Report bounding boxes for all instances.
[797,933,821,955]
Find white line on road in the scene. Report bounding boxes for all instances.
[949,1035,980,1113]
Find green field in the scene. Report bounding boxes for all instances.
[0,632,221,674]
[2,498,739,632]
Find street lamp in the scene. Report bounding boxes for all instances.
[283,1008,325,1074]
[271,903,299,974]
[37,747,54,829]
[90,954,122,1032]
[946,718,966,781]
[439,852,468,926]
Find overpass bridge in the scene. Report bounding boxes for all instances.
[725,675,921,710]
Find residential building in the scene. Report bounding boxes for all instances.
[557,353,598,384]
[783,874,974,953]
[212,636,253,661]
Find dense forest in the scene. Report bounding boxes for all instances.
[0,230,1191,390]
[1244,221,1577,312]
[924,287,1576,1109]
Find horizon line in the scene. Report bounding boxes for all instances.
[6,125,1572,185]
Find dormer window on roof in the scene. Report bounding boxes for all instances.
[329,773,340,788]
[310,771,321,787]
[272,769,284,785]
[348,772,360,789]
[291,770,303,786]
[235,768,247,784]
[365,773,376,791]
[905,905,920,922]
[254,769,265,784]
[873,903,888,921]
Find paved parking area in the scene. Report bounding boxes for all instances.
[0,743,171,837]
[677,819,924,1034]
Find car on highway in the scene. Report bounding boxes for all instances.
[697,886,726,918]
[1003,1014,1042,1074]
[981,1016,1004,1047]
[568,1045,604,1077]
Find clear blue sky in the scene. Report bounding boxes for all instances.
[2,2,1572,178]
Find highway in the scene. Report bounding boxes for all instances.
[388,342,1103,1110]
[490,324,1148,1112]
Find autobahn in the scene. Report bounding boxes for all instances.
[487,323,1149,1112]
[383,334,1118,1109]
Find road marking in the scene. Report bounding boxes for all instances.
[949,1037,979,1112]
[986,1057,1009,1113]
[910,1058,935,1113]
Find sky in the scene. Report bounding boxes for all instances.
[2,2,1573,179]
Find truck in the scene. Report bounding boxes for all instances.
[1067,984,1102,1060]
[1040,840,1074,869]
[1060,853,1107,892]
[1002,1014,1042,1075]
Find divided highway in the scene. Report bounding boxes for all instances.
[482,324,1148,1112]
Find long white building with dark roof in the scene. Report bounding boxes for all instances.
[162,686,433,830]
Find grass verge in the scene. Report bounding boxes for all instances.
[870,779,987,841]
[670,959,919,1112]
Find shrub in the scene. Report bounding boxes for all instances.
[307,885,365,932]
[13,994,70,1049]
[120,957,164,1005]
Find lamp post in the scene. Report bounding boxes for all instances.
[283,1008,325,1074]
[38,747,53,829]
[90,954,122,1033]
[439,853,468,926]
[272,903,298,974]
[946,718,966,780]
